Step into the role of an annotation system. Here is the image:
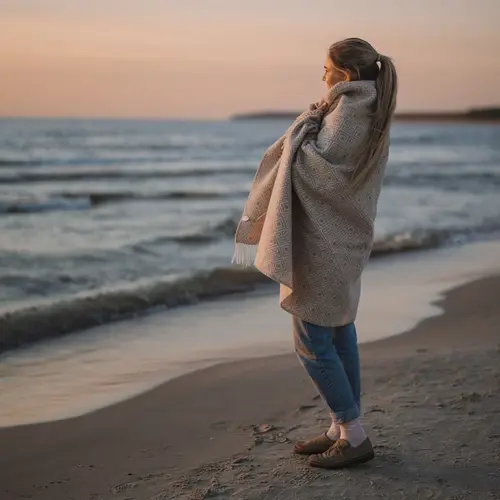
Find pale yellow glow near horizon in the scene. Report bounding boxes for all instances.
[1,1,499,118]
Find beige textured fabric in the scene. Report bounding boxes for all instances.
[233,81,389,326]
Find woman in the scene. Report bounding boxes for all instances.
[233,38,397,469]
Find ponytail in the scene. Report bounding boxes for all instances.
[351,54,398,190]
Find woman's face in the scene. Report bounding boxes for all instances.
[323,56,348,89]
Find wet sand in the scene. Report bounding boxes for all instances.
[1,275,499,500]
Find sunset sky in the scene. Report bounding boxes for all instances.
[1,0,499,118]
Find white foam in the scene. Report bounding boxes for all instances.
[0,240,499,428]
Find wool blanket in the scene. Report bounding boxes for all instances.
[233,81,389,326]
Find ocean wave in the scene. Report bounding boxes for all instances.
[0,191,249,214]
[0,267,272,353]
[3,170,499,193]
[371,229,446,255]
[372,219,500,256]
[0,166,256,184]
[0,157,186,169]
[132,222,500,254]
[0,159,42,168]
[0,226,452,354]
[68,190,249,206]
[385,171,500,189]
[0,197,91,214]
[2,223,499,353]
[391,135,438,145]
[176,217,238,243]
[133,220,444,253]
[130,217,239,251]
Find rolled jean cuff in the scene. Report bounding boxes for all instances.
[332,404,360,424]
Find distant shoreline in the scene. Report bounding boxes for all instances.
[231,107,500,122]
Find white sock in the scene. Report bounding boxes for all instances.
[339,418,367,447]
[326,413,340,440]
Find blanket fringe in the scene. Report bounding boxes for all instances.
[231,243,258,267]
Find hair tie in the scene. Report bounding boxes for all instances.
[376,54,381,63]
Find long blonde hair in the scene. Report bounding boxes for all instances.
[329,38,398,189]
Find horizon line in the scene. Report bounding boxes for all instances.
[1,106,499,121]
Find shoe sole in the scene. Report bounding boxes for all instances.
[309,450,375,469]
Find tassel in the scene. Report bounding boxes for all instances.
[231,243,258,267]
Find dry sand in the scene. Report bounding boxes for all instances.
[1,275,499,500]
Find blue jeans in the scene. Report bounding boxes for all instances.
[293,317,361,423]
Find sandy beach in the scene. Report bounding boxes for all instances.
[1,272,499,500]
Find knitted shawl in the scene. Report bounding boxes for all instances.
[233,80,389,327]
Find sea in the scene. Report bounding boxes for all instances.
[1,117,500,350]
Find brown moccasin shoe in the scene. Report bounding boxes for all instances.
[308,438,375,469]
[294,433,336,455]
